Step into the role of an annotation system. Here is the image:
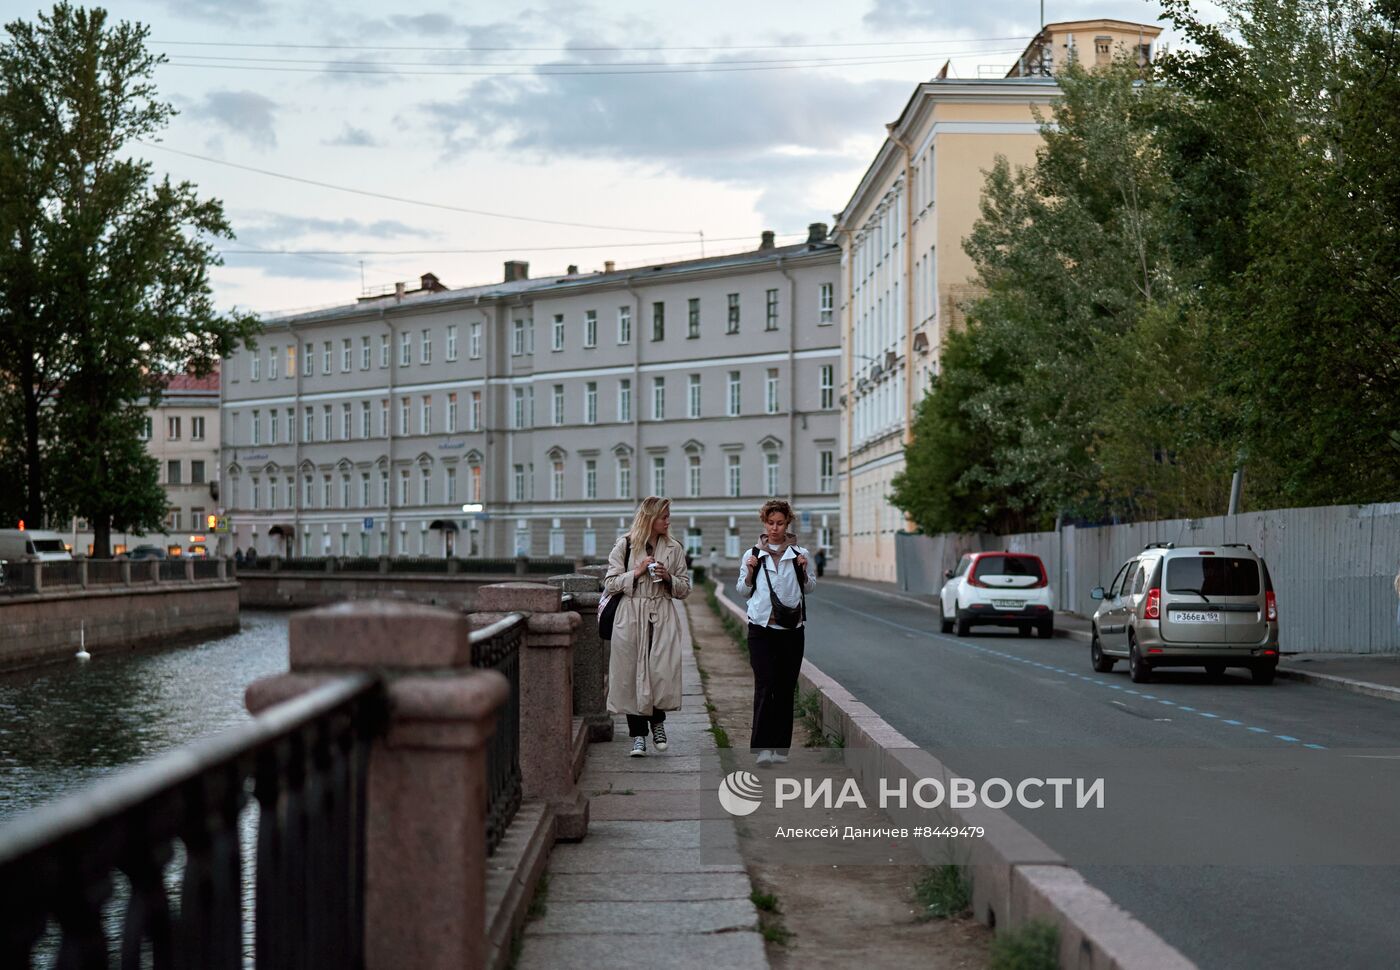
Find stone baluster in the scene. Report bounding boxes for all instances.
[547,573,612,742]
[246,601,509,970]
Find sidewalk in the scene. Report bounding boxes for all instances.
[516,601,769,969]
[826,576,1400,701]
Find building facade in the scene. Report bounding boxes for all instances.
[220,231,842,566]
[833,19,1160,582]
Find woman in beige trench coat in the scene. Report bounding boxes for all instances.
[604,496,692,757]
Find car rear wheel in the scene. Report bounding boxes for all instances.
[1091,631,1115,672]
[940,611,954,634]
[1037,618,1054,639]
[955,611,972,637]
[1251,665,1276,685]
[1129,636,1152,684]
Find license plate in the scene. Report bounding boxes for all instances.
[1173,611,1221,624]
[993,599,1022,609]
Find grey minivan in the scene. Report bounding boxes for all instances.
[1089,543,1279,684]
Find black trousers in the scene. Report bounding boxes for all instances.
[748,623,805,752]
[626,709,666,738]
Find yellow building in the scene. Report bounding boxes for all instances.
[834,19,1161,581]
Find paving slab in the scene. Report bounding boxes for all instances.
[583,771,707,792]
[527,898,756,935]
[590,790,719,821]
[545,845,746,873]
[581,819,736,850]
[545,870,753,903]
[515,930,767,970]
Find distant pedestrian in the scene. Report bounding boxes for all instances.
[707,546,720,581]
[815,547,827,578]
[246,546,258,565]
[234,548,245,566]
[737,499,815,767]
[604,497,692,757]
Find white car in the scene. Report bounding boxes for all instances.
[939,552,1055,638]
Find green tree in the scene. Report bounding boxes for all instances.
[0,4,258,555]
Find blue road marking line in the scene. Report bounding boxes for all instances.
[1304,743,1327,750]
[1247,727,1269,733]
[1223,719,1243,725]
[1178,706,1196,712]
[1159,699,1176,705]
[1199,712,1218,718]
[1275,735,1299,742]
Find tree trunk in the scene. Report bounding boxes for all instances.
[22,359,43,529]
[93,514,111,561]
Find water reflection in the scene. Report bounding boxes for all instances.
[0,611,290,823]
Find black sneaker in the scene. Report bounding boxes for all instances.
[651,723,668,751]
[629,736,647,757]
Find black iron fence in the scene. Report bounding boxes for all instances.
[0,561,36,595]
[0,675,387,968]
[86,560,126,585]
[158,560,186,582]
[470,613,525,856]
[236,556,580,577]
[192,559,222,580]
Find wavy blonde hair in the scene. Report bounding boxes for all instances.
[628,496,675,556]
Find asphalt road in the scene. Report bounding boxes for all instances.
[803,579,1400,970]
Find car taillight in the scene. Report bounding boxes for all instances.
[967,574,986,587]
[1266,590,1277,622]
[1144,588,1161,620]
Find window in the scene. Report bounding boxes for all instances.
[380,399,388,437]
[398,469,409,505]
[322,405,333,441]
[341,403,352,440]
[168,416,182,440]
[687,374,701,418]
[341,338,352,372]
[399,331,411,367]
[469,465,482,503]
[167,459,181,484]
[191,416,205,441]
[251,411,260,445]
[727,454,741,497]
[322,341,332,374]
[651,377,665,420]
[361,472,371,506]
[469,321,481,359]
[420,395,432,435]
[583,529,597,557]
[687,297,700,338]
[361,401,372,438]
[584,382,597,424]
[513,464,525,501]
[765,453,780,495]
[617,457,631,499]
[419,467,430,505]
[514,527,530,556]
[303,474,315,507]
[686,528,702,558]
[303,342,314,377]
[303,407,314,443]
[512,388,525,429]
[322,474,333,508]
[284,476,293,509]
[268,348,278,380]
[286,344,296,376]
[285,409,294,444]
[380,470,389,505]
[552,314,564,352]
[727,292,740,334]
[651,456,666,496]
[446,393,458,433]
[469,391,481,431]
[651,301,665,341]
[420,329,431,364]
[248,479,257,512]
[549,528,565,556]
[819,450,834,493]
[819,282,834,324]
[399,397,410,436]
[360,335,371,369]
[687,454,701,497]
[269,410,278,444]
[765,288,779,330]
[584,310,597,348]
[552,385,564,425]
[139,416,152,440]
[584,459,597,499]
[380,334,389,368]
[250,353,260,382]
[446,324,458,361]
[726,528,740,558]
[341,474,351,508]
[766,369,780,414]
[820,365,834,409]
[618,379,632,422]
[191,460,205,485]
[618,306,631,344]
[512,319,525,356]
[727,371,741,417]
[551,461,564,500]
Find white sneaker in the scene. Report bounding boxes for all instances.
[755,749,774,767]
[629,736,647,757]
[770,752,789,765]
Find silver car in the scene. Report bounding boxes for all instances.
[1089,543,1280,684]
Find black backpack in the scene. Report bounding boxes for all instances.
[597,537,631,639]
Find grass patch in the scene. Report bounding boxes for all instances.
[913,865,972,921]
[709,724,732,748]
[751,887,791,946]
[795,686,844,748]
[526,872,550,921]
[760,922,793,945]
[749,889,781,913]
[989,919,1059,970]
[702,577,749,656]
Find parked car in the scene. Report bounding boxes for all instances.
[0,528,73,562]
[1089,543,1279,684]
[126,545,168,561]
[939,552,1055,638]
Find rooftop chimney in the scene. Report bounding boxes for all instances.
[566,264,579,275]
[807,222,829,244]
[419,272,446,292]
[504,260,529,283]
[759,230,776,250]
[394,281,406,300]
[604,260,616,273]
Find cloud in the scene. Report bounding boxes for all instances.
[186,91,280,149]
[228,214,439,251]
[162,0,274,24]
[863,0,1168,35]
[325,125,381,147]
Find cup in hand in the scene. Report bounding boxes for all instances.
[647,561,662,583]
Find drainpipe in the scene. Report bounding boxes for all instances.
[625,277,642,497]
[474,297,493,557]
[293,322,302,558]
[383,308,396,554]
[777,255,797,502]
[886,125,918,536]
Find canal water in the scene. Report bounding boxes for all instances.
[0,610,290,823]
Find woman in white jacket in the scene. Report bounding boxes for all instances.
[736,499,815,766]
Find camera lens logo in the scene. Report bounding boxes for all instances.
[717,770,764,817]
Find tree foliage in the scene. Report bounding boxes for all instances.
[0,4,258,555]
[894,0,1400,535]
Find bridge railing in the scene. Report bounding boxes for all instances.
[470,613,525,855]
[0,675,387,968]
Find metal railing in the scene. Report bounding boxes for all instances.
[470,613,525,856]
[86,560,126,585]
[0,561,36,595]
[158,560,186,582]
[38,560,81,587]
[192,559,222,580]
[235,556,580,576]
[0,675,387,968]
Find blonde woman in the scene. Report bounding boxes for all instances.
[604,496,692,757]
[736,499,816,766]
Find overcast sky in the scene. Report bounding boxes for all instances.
[3,0,1198,316]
